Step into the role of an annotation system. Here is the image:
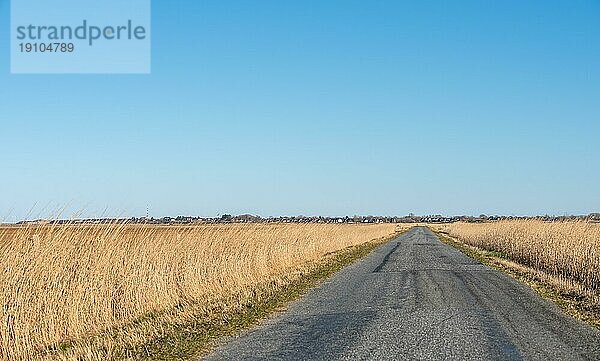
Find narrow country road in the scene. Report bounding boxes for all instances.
[203,227,600,360]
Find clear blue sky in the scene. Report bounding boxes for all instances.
[1,0,599,221]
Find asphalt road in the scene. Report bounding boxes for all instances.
[204,227,600,360]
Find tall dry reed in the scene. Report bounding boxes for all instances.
[0,222,397,360]
[438,220,600,293]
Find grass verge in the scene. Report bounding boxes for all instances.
[431,228,600,330]
[44,230,404,360]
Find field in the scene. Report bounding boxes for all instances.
[0,222,398,360]
[433,220,600,324]
[435,220,600,293]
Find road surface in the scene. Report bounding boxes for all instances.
[204,227,600,360]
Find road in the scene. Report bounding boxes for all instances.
[204,227,600,360]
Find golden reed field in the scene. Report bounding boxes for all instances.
[0,222,397,360]
[436,220,600,296]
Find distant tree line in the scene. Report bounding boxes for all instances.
[16,212,599,225]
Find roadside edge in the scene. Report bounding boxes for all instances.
[43,227,409,360]
[430,228,600,330]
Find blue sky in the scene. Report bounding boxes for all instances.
[1,0,599,220]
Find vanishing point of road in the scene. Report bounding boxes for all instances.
[204,227,600,360]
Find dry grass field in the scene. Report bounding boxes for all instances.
[435,220,600,299]
[0,222,398,360]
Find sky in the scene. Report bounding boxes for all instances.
[1,0,599,221]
